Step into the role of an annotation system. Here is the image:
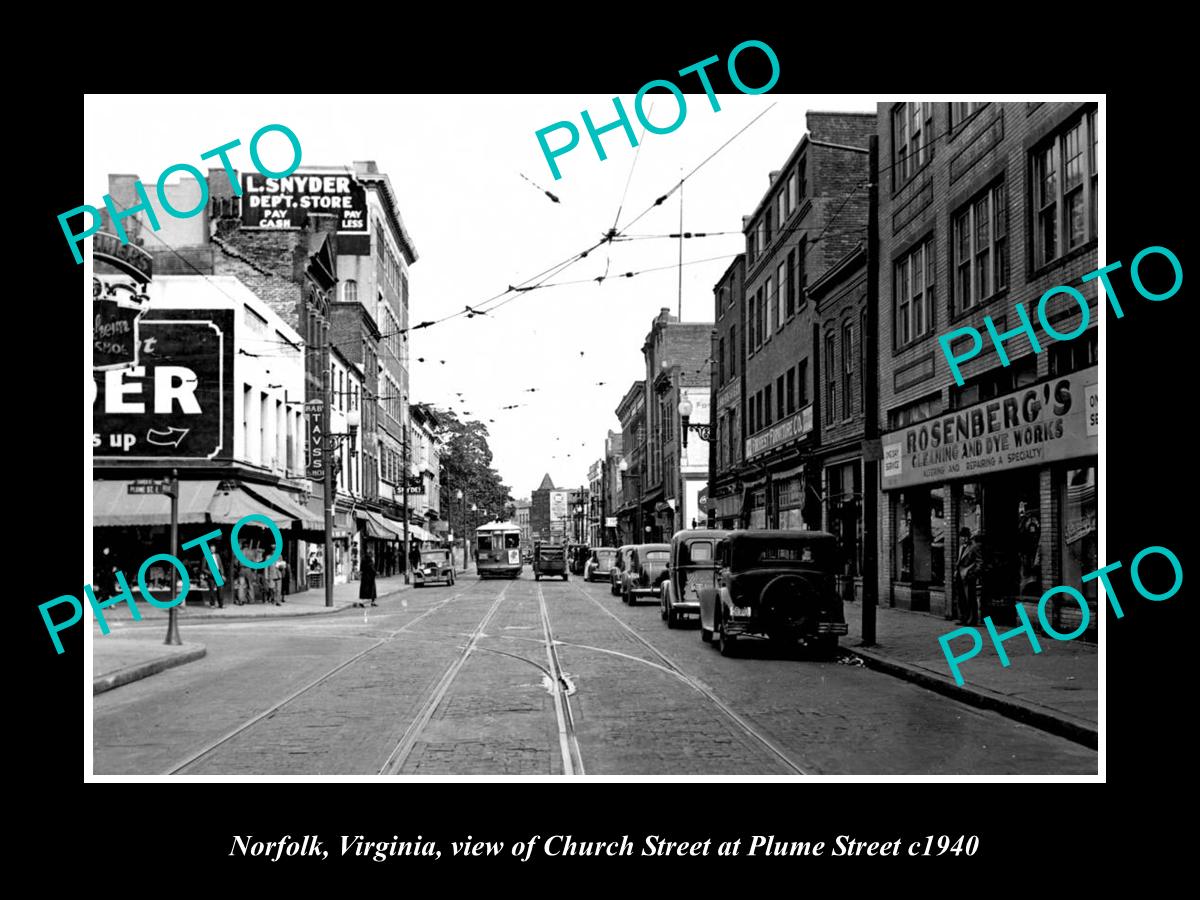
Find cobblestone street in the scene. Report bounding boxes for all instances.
[93,573,1097,776]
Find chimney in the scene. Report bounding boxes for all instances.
[768,169,781,185]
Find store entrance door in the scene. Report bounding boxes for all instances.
[979,470,1041,622]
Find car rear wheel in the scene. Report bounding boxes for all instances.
[623,587,632,605]
[562,573,568,581]
[718,616,738,657]
[535,573,541,581]
[666,607,679,629]
[700,623,713,642]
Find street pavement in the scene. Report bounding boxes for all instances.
[92,571,1098,776]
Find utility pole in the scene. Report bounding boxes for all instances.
[862,135,880,647]
[402,415,410,584]
[677,170,684,321]
[165,469,181,645]
[321,324,334,607]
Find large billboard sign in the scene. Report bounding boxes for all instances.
[93,310,233,460]
[240,172,367,233]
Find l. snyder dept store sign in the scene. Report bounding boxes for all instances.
[882,366,1098,489]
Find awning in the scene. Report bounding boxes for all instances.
[359,509,400,541]
[93,480,220,527]
[208,485,294,528]
[242,484,322,530]
[408,524,436,542]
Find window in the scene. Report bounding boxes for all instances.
[718,286,727,312]
[1049,328,1098,376]
[825,333,836,424]
[797,359,808,405]
[894,238,935,347]
[795,238,807,305]
[785,250,796,317]
[764,384,773,427]
[342,279,357,304]
[777,191,787,227]
[756,287,765,347]
[776,262,788,325]
[953,181,1008,311]
[756,219,766,257]
[729,325,736,376]
[748,230,757,264]
[798,155,808,200]
[786,366,796,414]
[788,172,798,213]
[718,337,726,385]
[888,393,941,430]
[747,298,756,354]
[949,102,982,129]
[765,208,773,246]
[895,487,944,584]
[765,277,775,336]
[776,375,785,420]
[756,391,764,433]
[1032,110,1098,268]
[729,408,739,463]
[892,102,934,186]
[842,321,853,419]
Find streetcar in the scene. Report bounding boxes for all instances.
[474,520,524,579]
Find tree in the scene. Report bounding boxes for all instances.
[435,409,513,544]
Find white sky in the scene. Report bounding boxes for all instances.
[84,93,875,498]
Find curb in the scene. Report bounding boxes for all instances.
[844,645,1098,750]
[94,644,207,695]
[115,583,418,625]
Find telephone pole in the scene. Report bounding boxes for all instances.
[321,324,334,607]
[862,135,880,646]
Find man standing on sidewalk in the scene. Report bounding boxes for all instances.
[955,528,981,626]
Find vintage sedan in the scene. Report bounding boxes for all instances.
[698,531,848,657]
[619,543,671,606]
[412,549,456,587]
[585,547,618,583]
[660,529,729,627]
[610,545,634,595]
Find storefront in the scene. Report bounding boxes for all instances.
[880,367,1098,636]
[822,455,863,603]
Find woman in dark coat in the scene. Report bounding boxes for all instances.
[356,551,378,607]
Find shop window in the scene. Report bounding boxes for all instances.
[895,486,944,584]
[827,462,863,577]
[1061,465,1098,603]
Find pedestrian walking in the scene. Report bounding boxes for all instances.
[277,557,289,603]
[409,541,421,574]
[356,551,377,608]
[955,528,982,626]
[233,562,250,606]
[266,558,282,606]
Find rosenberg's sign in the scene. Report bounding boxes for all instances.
[93,310,232,459]
[882,366,1098,489]
[241,172,367,232]
[745,404,813,460]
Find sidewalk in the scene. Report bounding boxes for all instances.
[93,638,207,695]
[842,604,1098,747]
[93,569,457,625]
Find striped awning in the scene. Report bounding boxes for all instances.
[93,480,220,527]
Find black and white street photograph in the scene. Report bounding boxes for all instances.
[82,90,1104,777]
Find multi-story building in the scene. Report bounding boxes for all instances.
[92,270,319,604]
[614,381,646,545]
[600,431,623,547]
[531,474,562,543]
[642,308,711,538]
[587,460,603,546]
[328,344,364,584]
[709,254,746,529]
[737,111,876,533]
[514,499,532,549]
[875,102,1098,637]
[408,402,443,545]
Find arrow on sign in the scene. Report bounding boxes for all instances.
[146,427,190,447]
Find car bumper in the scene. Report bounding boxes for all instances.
[723,618,848,638]
[671,600,701,614]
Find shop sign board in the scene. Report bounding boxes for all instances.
[881,366,1098,489]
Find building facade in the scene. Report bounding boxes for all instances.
[709,254,746,529]
[514,499,532,550]
[737,112,876,533]
[876,101,1099,637]
[587,460,603,546]
[614,381,646,545]
[642,309,712,538]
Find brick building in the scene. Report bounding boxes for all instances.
[875,102,1098,637]
[736,111,876,532]
[642,309,711,538]
[709,254,745,529]
[614,381,646,544]
[530,473,558,543]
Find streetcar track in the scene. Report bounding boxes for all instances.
[377,583,512,775]
[566,579,810,776]
[536,584,585,776]
[162,579,495,775]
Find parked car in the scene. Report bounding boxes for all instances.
[533,542,568,581]
[618,543,671,605]
[567,543,590,575]
[660,529,729,627]
[610,545,634,595]
[698,530,848,657]
[413,549,455,587]
[585,547,618,583]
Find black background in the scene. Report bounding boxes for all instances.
[24,21,1187,887]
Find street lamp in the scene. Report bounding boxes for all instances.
[677,397,712,450]
[618,457,642,544]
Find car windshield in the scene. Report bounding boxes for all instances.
[421,551,448,563]
[596,550,615,562]
[644,552,669,565]
[504,533,520,549]
[681,541,714,565]
[732,539,832,569]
